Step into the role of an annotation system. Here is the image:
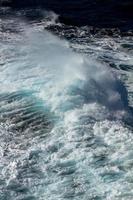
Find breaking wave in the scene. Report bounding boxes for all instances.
[0,10,133,200]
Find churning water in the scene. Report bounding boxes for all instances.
[0,7,133,200]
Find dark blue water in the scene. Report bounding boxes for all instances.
[0,2,133,200]
[1,0,133,31]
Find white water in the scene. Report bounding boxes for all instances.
[0,18,133,200]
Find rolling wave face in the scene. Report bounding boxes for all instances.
[0,12,133,200]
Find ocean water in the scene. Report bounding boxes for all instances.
[0,5,133,200]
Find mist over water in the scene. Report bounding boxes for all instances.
[0,7,133,200]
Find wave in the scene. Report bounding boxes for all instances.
[0,15,133,200]
[1,26,130,118]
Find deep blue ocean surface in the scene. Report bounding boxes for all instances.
[0,1,133,200]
